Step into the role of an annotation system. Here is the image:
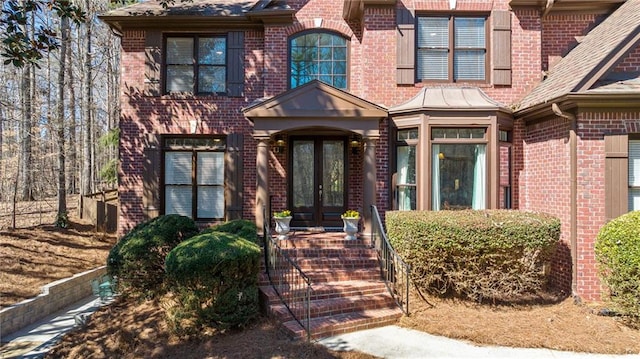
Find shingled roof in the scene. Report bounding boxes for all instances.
[517,0,640,110]
[99,0,294,31]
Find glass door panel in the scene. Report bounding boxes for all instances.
[290,138,346,228]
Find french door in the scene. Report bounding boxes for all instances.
[290,138,347,228]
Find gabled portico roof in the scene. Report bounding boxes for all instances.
[244,80,387,138]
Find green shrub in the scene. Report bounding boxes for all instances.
[107,214,199,297]
[165,231,261,331]
[201,219,258,244]
[595,211,640,327]
[386,210,560,302]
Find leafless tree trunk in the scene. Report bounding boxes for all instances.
[67,35,78,195]
[18,2,34,201]
[55,15,70,224]
[81,0,93,197]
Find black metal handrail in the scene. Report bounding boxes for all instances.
[370,205,410,315]
[263,206,313,341]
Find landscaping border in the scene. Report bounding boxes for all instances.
[0,266,106,337]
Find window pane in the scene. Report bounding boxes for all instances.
[417,17,449,47]
[198,37,225,65]
[432,144,486,210]
[166,38,193,64]
[454,49,485,80]
[293,140,314,207]
[166,186,192,216]
[417,49,448,80]
[398,128,419,141]
[198,186,224,218]
[198,66,226,93]
[323,140,344,207]
[167,66,194,92]
[397,146,416,185]
[165,152,192,184]
[629,140,640,186]
[290,32,347,89]
[630,188,640,211]
[197,152,224,185]
[454,18,485,48]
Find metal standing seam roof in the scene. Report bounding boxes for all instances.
[518,0,640,109]
[389,87,511,114]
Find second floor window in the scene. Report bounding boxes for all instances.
[290,32,348,89]
[417,16,487,82]
[165,36,226,94]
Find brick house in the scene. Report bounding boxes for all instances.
[100,0,640,302]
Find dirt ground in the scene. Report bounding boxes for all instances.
[1,200,639,357]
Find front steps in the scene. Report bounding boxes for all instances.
[259,233,403,340]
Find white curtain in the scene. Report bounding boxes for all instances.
[432,145,440,211]
[397,147,411,210]
[472,144,486,210]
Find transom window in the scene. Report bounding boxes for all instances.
[417,16,487,82]
[163,137,226,220]
[432,128,487,210]
[289,32,348,89]
[165,36,226,94]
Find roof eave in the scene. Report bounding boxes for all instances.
[98,15,264,32]
[514,92,640,121]
[509,0,625,14]
[343,0,396,22]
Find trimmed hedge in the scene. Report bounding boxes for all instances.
[595,211,640,327]
[106,214,199,297]
[386,210,560,302]
[165,231,261,331]
[201,219,259,244]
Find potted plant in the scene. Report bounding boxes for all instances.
[341,210,360,240]
[273,210,292,240]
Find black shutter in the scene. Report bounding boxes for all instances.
[397,8,415,85]
[227,32,245,97]
[492,10,512,86]
[225,133,244,220]
[605,134,629,220]
[143,134,161,220]
[145,31,162,96]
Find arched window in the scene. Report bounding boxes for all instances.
[289,31,348,89]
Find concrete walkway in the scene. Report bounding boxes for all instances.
[0,295,108,359]
[319,325,640,359]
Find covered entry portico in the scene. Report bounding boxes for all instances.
[243,80,387,233]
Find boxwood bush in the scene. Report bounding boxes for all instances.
[595,211,640,327]
[107,214,199,297]
[201,219,259,244]
[165,231,261,332]
[386,210,560,302]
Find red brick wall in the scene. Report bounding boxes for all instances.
[541,14,599,72]
[117,30,263,234]
[614,46,640,72]
[519,117,573,293]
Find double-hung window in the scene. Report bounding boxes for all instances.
[290,31,348,89]
[165,36,226,94]
[417,16,487,82]
[164,137,226,220]
[630,137,640,211]
[396,129,418,210]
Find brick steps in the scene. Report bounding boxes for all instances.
[260,280,388,305]
[282,307,403,340]
[260,233,403,340]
